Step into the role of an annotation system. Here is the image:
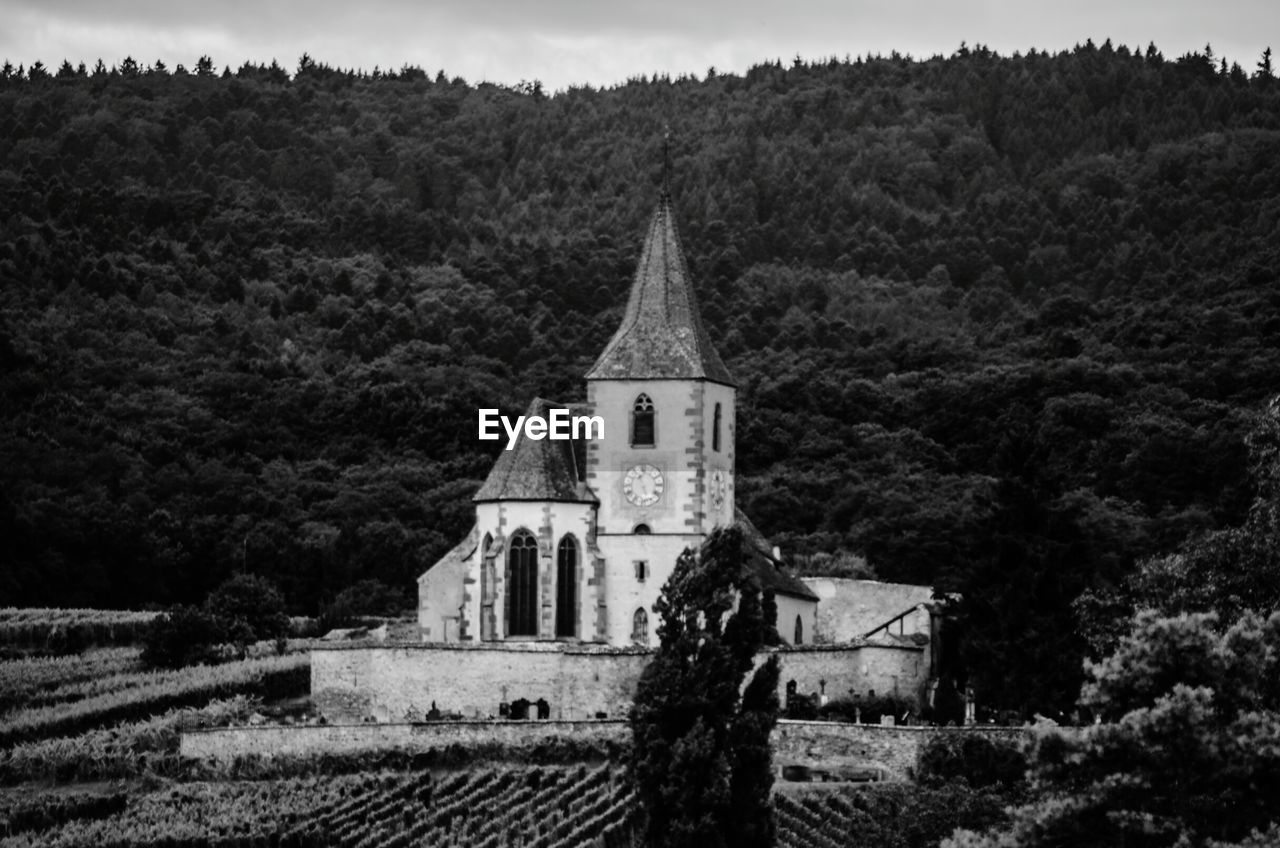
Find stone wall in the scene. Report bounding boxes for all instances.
[312,643,651,722]
[772,643,927,707]
[774,721,1029,780]
[312,643,903,724]
[182,717,1026,782]
[803,578,933,643]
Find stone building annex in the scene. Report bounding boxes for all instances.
[311,190,950,723]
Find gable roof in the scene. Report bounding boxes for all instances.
[586,194,735,386]
[418,524,478,582]
[734,508,819,601]
[472,398,596,503]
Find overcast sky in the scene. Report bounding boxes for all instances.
[2,0,1276,91]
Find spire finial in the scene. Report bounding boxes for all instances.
[661,124,672,199]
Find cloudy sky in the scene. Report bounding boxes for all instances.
[2,0,1276,91]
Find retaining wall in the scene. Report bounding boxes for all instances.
[773,721,1028,779]
[180,718,628,760]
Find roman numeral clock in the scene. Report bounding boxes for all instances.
[623,464,664,507]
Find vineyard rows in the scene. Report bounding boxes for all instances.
[0,610,158,626]
[0,648,139,716]
[0,609,158,649]
[0,696,256,784]
[0,653,308,747]
[0,765,638,848]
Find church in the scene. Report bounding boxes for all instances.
[416,190,820,648]
[311,188,949,724]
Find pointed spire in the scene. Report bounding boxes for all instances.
[661,124,672,198]
[586,184,734,386]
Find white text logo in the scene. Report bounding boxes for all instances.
[478,408,604,451]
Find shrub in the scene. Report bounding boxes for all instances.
[318,579,405,632]
[204,574,290,645]
[140,605,226,669]
[917,732,1028,788]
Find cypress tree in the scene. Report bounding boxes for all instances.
[630,526,779,848]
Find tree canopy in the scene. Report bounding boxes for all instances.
[947,609,1280,848]
[2,43,1278,711]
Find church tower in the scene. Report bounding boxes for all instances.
[583,191,737,644]
[419,179,815,651]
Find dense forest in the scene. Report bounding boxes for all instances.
[2,41,1279,714]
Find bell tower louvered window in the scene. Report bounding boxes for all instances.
[632,394,655,446]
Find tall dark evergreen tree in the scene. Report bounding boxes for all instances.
[630,527,780,848]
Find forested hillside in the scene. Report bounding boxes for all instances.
[3,42,1278,713]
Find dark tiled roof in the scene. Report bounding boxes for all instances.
[734,508,819,601]
[473,398,597,503]
[586,195,735,385]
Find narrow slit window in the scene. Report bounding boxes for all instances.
[713,402,722,452]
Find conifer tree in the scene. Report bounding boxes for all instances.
[630,526,780,848]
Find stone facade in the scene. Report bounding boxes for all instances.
[775,592,818,647]
[770,643,927,706]
[803,577,934,643]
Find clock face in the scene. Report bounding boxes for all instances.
[710,469,727,511]
[623,464,665,507]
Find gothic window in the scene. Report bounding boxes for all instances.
[506,530,538,636]
[632,394,655,446]
[633,523,651,535]
[480,532,495,640]
[794,614,804,646]
[713,402,722,452]
[632,608,649,645]
[555,535,577,638]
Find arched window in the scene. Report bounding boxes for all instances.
[713,402,722,452]
[506,530,538,636]
[480,532,495,640]
[555,536,577,638]
[633,523,651,535]
[632,608,649,645]
[632,394,655,446]
[794,614,804,646]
